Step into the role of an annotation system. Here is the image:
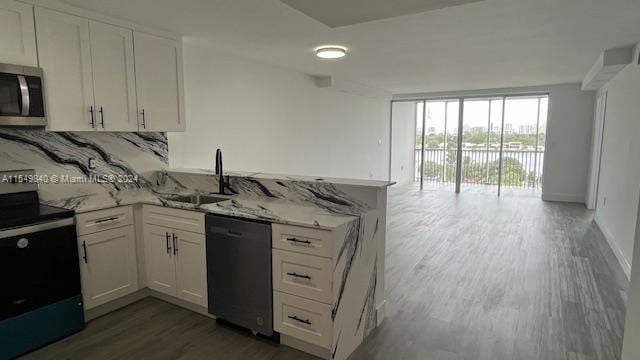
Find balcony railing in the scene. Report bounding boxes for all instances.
[415,149,544,189]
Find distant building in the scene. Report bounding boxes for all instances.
[518,124,536,134]
[503,123,513,134]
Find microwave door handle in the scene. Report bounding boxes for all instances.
[17,75,29,116]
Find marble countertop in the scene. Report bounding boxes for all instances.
[167,168,396,189]
[46,188,356,230]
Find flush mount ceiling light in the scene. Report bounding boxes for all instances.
[315,45,347,59]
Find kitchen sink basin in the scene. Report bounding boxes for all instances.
[165,194,229,206]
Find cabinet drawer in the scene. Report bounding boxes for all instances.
[143,205,204,234]
[76,206,134,236]
[273,249,332,304]
[272,223,333,258]
[273,291,332,349]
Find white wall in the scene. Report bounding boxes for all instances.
[623,193,640,360]
[541,84,595,203]
[390,102,416,186]
[593,42,640,277]
[393,83,595,202]
[169,40,391,181]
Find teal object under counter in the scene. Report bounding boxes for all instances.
[0,295,85,360]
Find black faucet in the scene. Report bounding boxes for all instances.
[215,148,227,194]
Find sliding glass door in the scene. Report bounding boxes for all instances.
[404,93,548,196]
[460,98,503,194]
[415,100,459,190]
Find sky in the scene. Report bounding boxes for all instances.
[415,97,548,135]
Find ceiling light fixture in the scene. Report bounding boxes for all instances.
[315,45,347,59]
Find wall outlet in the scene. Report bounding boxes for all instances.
[88,158,96,170]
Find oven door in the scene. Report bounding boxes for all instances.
[0,218,81,321]
[0,70,46,126]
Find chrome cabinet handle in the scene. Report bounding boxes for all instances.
[286,272,311,280]
[172,233,178,255]
[165,232,171,254]
[82,241,88,263]
[89,106,95,128]
[288,315,312,325]
[99,106,105,128]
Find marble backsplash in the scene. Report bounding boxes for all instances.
[0,128,167,201]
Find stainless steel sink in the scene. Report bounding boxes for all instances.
[165,194,229,206]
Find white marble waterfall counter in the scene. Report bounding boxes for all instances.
[44,188,356,230]
[168,168,396,189]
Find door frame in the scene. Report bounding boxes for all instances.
[586,91,608,210]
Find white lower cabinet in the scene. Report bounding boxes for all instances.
[174,228,208,306]
[143,223,177,296]
[143,206,207,307]
[77,212,138,309]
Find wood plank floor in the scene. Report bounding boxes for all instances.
[22,186,629,360]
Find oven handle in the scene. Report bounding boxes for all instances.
[0,218,75,239]
[17,75,30,116]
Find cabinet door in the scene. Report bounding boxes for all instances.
[174,229,207,307]
[78,225,139,309]
[89,21,138,131]
[0,0,37,66]
[35,7,95,131]
[134,32,185,132]
[143,223,176,296]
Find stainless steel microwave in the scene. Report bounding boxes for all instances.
[0,63,46,126]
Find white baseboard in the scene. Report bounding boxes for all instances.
[85,287,214,321]
[281,334,330,359]
[595,213,631,279]
[542,192,585,204]
[148,289,214,318]
[85,288,150,321]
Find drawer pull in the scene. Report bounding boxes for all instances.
[288,315,312,325]
[82,240,88,263]
[95,217,119,224]
[286,237,311,245]
[287,272,311,280]
[172,233,178,255]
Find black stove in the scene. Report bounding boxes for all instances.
[0,191,74,230]
[0,169,84,359]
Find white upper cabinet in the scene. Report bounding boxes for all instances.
[35,7,95,131]
[0,0,37,66]
[32,4,185,132]
[134,32,185,132]
[89,21,138,131]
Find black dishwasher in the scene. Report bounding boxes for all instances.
[205,215,273,336]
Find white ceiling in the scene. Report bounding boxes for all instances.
[60,0,640,94]
[279,0,484,28]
